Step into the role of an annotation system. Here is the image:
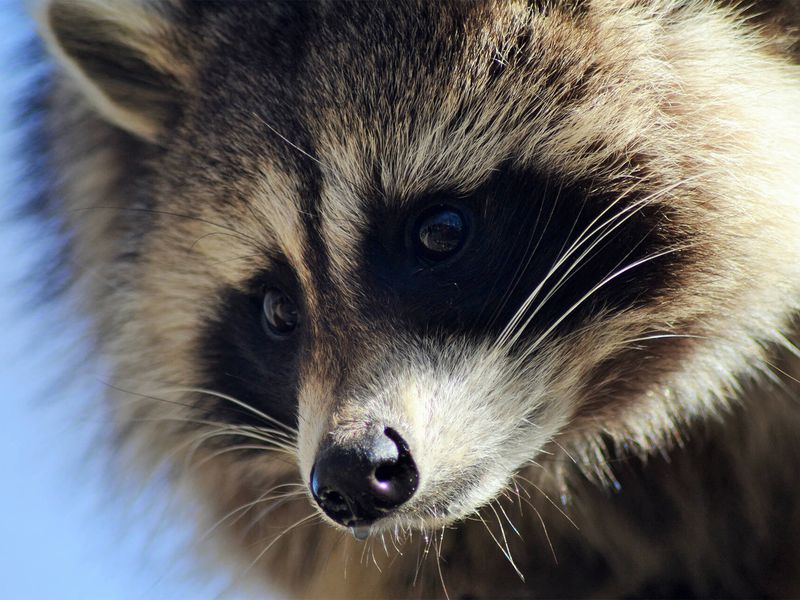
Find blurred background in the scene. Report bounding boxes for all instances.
[0,4,249,598]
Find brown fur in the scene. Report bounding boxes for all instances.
[30,1,800,597]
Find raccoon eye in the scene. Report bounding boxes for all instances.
[414,206,467,261]
[262,288,299,338]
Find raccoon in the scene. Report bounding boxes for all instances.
[29,0,800,597]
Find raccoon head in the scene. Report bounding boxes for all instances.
[40,0,800,544]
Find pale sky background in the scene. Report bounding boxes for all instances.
[0,4,253,598]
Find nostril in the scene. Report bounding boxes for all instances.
[383,426,410,455]
[373,462,398,484]
[373,428,414,486]
[319,489,349,513]
[368,427,419,509]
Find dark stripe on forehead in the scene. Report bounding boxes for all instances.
[294,153,330,306]
[280,126,347,369]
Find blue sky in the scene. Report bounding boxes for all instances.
[0,5,253,598]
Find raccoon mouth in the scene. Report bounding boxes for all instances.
[309,426,420,538]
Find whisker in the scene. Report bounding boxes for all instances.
[496,181,645,348]
[496,173,705,352]
[370,540,382,573]
[476,511,524,580]
[549,439,578,468]
[254,114,330,172]
[764,360,800,388]
[162,387,298,436]
[182,428,297,468]
[120,414,296,448]
[244,512,320,576]
[200,484,306,540]
[101,382,298,442]
[622,333,707,345]
[487,502,524,581]
[514,244,692,365]
[189,443,295,472]
[412,524,434,588]
[509,220,655,348]
[514,474,579,531]
[435,527,450,600]
[496,498,523,540]
[500,200,648,350]
[412,530,425,588]
[360,532,371,565]
[533,502,558,565]
[506,479,559,564]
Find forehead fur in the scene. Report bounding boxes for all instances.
[178,0,787,229]
[162,0,798,326]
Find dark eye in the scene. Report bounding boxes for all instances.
[415,206,468,261]
[262,288,299,338]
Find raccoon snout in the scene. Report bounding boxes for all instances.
[310,427,419,528]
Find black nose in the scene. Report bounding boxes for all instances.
[310,427,419,527]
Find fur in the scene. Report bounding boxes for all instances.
[26,0,800,597]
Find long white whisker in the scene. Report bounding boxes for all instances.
[161,386,298,436]
[496,498,523,540]
[200,484,306,540]
[134,413,296,446]
[515,474,579,531]
[505,220,655,351]
[476,511,524,580]
[435,527,450,600]
[177,427,297,473]
[244,513,320,576]
[496,181,646,347]
[497,173,705,351]
[488,502,524,581]
[500,196,652,350]
[190,444,296,472]
[515,245,690,364]
[622,333,707,344]
[105,382,299,445]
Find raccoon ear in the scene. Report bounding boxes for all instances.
[39,0,190,142]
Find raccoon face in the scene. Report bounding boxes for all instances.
[41,0,800,541]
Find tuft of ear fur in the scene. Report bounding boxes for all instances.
[37,0,190,142]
